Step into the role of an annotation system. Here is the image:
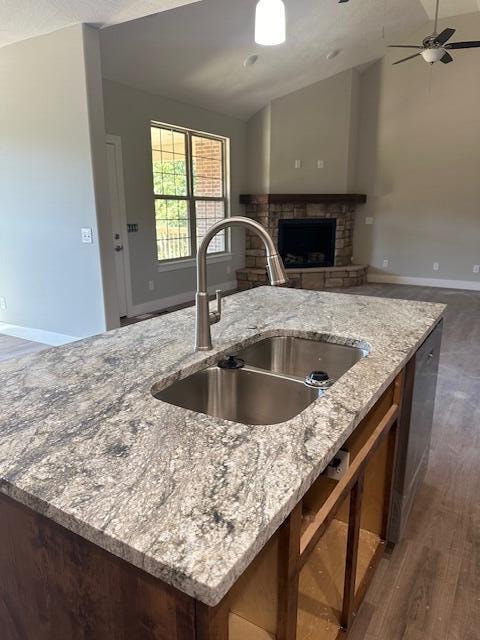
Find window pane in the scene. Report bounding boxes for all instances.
[192,135,224,198]
[192,135,222,160]
[193,174,223,198]
[196,201,226,254]
[161,128,174,149]
[173,131,186,155]
[193,158,222,181]
[151,128,161,151]
[152,126,187,197]
[155,199,191,261]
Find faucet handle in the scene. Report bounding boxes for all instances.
[209,289,222,325]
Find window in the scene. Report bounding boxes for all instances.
[151,123,229,262]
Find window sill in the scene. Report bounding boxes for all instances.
[157,253,233,273]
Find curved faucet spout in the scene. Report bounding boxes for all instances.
[195,216,287,351]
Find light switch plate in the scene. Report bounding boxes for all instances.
[81,228,93,244]
[317,160,324,169]
[0,297,7,311]
[365,216,374,225]
[382,258,389,268]
[473,265,480,274]
[294,159,302,169]
[433,262,439,272]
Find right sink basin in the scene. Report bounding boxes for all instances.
[236,336,367,383]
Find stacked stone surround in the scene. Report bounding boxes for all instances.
[237,264,369,291]
[237,195,368,291]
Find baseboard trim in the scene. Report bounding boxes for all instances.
[367,274,480,292]
[129,280,239,317]
[0,323,79,346]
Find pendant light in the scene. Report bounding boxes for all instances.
[255,0,286,46]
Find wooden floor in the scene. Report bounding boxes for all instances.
[1,284,479,638]
[339,284,480,640]
[0,334,49,363]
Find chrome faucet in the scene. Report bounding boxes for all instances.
[195,216,287,351]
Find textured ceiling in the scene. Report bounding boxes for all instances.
[0,0,200,48]
[101,0,432,120]
[3,0,477,120]
[419,0,480,18]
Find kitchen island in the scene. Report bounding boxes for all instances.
[0,287,444,639]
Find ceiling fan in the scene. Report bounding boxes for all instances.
[389,0,480,65]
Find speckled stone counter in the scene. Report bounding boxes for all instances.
[0,287,444,606]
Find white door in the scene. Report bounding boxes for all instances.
[106,138,129,318]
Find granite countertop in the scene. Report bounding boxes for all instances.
[0,287,444,606]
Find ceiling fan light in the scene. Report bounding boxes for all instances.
[255,0,286,46]
[421,47,446,63]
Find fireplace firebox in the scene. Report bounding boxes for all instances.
[278,218,336,269]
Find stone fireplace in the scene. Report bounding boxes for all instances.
[237,194,368,290]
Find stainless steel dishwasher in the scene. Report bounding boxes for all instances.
[388,319,443,543]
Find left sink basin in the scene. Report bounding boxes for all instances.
[152,366,319,425]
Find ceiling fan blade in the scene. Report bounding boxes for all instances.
[338,0,350,3]
[388,45,423,49]
[446,40,480,49]
[441,51,453,63]
[393,52,422,65]
[434,28,456,44]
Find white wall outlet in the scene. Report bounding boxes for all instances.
[317,160,324,169]
[0,297,7,311]
[433,262,439,272]
[365,217,374,225]
[148,280,155,291]
[294,159,302,169]
[382,258,389,268]
[473,265,480,274]
[81,228,93,244]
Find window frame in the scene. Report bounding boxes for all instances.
[151,121,230,264]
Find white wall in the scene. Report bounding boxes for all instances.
[246,105,271,194]
[0,24,117,338]
[269,69,359,193]
[355,13,480,286]
[82,26,119,332]
[102,79,247,312]
[246,69,360,194]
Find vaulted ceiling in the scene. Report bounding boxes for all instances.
[3,1,479,121]
[99,0,437,120]
[419,0,480,18]
[0,0,200,48]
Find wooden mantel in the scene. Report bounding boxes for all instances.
[239,193,367,205]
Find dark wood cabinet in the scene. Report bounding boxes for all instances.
[0,493,196,640]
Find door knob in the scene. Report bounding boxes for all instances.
[114,245,124,252]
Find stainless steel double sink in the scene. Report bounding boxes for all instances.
[152,336,367,425]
